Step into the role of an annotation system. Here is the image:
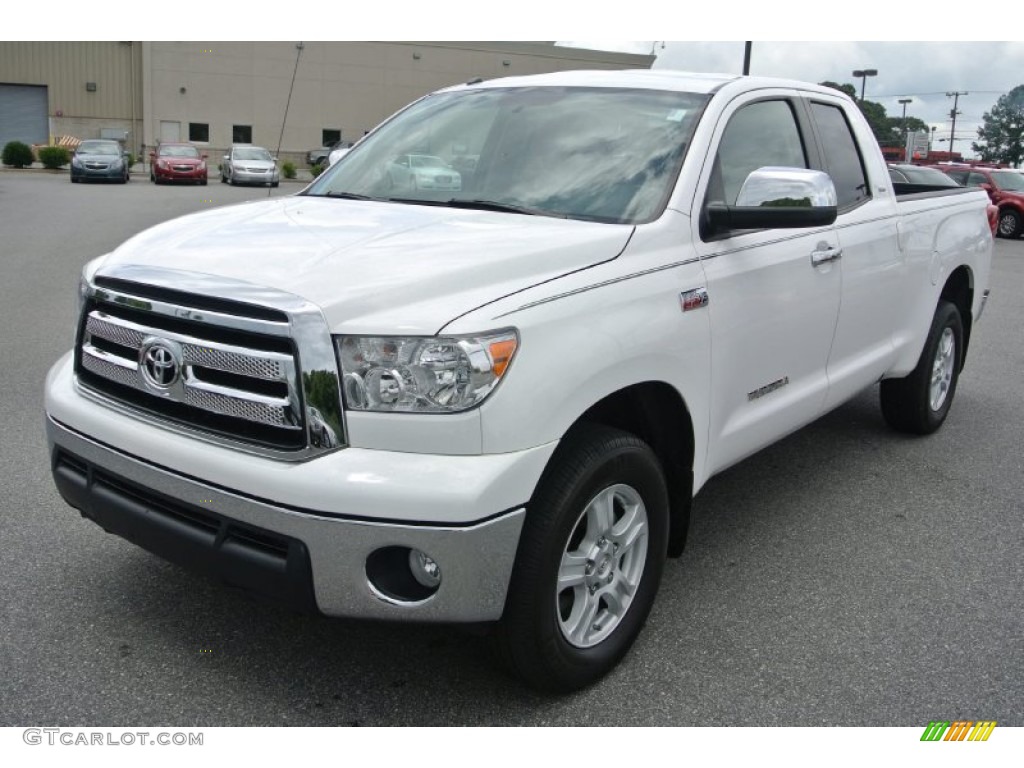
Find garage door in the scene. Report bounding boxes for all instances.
[0,84,48,146]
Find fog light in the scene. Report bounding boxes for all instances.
[365,546,441,603]
[409,549,441,588]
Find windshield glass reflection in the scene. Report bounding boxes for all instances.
[305,86,708,224]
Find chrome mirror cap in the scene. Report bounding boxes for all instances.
[736,167,838,208]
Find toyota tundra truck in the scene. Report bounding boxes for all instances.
[45,70,993,692]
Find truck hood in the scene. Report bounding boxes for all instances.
[100,196,632,334]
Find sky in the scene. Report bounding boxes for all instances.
[558,41,1024,159]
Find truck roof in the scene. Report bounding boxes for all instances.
[442,69,852,99]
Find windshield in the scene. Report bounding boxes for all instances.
[78,141,119,156]
[158,145,200,158]
[991,170,1024,192]
[305,86,709,224]
[234,147,273,161]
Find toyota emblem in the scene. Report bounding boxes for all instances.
[139,338,182,390]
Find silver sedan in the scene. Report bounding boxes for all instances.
[221,145,280,187]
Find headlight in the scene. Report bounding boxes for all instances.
[336,330,518,413]
[71,156,82,167]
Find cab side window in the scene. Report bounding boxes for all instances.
[711,100,808,205]
[810,103,870,209]
[966,172,988,187]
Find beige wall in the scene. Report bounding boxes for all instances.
[0,41,143,145]
[0,41,652,163]
[144,42,653,164]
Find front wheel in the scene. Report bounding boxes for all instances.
[493,423,668,692]
[880,300,964,434]
[997,209,1021,239]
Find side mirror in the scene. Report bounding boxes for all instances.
[705,167,838,237]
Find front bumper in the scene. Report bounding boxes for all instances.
[232,169,279,184]
[72,165,125,181]
[45,355,549,622]
[155,166,206,182]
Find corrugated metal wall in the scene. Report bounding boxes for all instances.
[0,41,140,120]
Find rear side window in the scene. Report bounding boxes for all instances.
[944,170,968,184]
[966,172,988,187]
[713,100,807,205]
[811,103,870,209]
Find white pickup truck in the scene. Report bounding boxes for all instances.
[46,70,993,692]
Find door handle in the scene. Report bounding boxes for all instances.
[810,245,843,266]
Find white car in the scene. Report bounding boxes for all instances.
[327,147,350,167]
[386,154,461,191]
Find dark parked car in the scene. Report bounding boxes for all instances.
[70,140,130,184]
[887,164,962,188]
[150,143,208,185]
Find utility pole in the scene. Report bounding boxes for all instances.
[946,91,968,156]
[743,42,752,75]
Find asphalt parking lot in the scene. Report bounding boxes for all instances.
[1,170,1021,726]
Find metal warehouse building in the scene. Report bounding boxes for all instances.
[0,42,653,165]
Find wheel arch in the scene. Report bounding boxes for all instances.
[562,381,695,558]
[940,265,973,369]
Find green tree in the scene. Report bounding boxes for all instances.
[973,85,1024,167]
[820,82,895,144]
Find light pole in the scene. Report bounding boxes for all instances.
[852,69,878,102]
[898,98,913,156]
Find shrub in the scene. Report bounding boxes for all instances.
[126,153,137,169]
[282,161,296,179]
[309,163,325,178]
[2,141,34,168]
[38,146,70,169]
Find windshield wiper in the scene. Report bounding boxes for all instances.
[321,191,379,201]
[444,199,564,217]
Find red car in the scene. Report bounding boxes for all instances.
[150,143,208,185]
[934,164,1024,238]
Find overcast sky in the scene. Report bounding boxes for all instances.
[558,41,1024,158]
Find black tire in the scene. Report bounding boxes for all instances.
[70,176,79,184]
[493,423,669,692]
[200,177,208,186]
[271,181,279,188]
[997,209,1021,239]
[880,300,963,435]
[228,175,236,186]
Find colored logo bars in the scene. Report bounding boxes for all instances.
[920,721,997,742]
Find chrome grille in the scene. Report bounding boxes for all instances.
[76,266,346,460]
[81,309,298,431]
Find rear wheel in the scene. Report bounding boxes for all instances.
[880,300,963,434]
[997,209,1021,239]
[493,423,668,692]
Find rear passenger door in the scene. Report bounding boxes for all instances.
[807,99,903,410]
[693,93,842,474]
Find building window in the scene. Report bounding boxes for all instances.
[322,129,341,146]
[189,123,209,142]
[232,125,252,144]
